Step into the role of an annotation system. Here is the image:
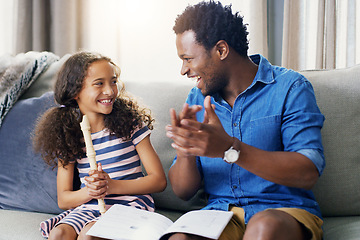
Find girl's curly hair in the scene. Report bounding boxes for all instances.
[173,0,249,57]
[33,52,154,168]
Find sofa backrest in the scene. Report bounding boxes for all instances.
[301,64,360,217]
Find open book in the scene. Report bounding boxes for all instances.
[87,204,233,240]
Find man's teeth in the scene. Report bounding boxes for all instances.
[191,76,200,81]
[100,99,111,103]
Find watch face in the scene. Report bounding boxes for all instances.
[224,147,239,163]
[227,150,238,161]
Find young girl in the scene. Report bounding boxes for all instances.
[33,51,167,240]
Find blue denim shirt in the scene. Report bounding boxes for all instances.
[172,54,325,223]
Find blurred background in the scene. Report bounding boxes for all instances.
[0,0,359,83]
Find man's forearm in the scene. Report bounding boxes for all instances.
[168,154,202,201]
[233,138,319,189]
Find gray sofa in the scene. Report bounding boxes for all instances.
[0,52,359,240]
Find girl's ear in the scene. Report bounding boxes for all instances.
[215,40,229,61]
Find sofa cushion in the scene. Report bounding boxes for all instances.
[0,92,62,214]
[302,64,360,217]
[322,216,360,240]
[0,209,55,240]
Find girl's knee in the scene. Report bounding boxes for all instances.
[49,224,77,240]
[78,222,97,240]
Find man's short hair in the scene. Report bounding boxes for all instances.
[173,0,249,57]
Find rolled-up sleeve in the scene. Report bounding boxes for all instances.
[282,78,325,175]
[297,148,325,175]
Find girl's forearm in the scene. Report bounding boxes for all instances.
[107,173,167,196]
[57,187,92,210]
[58,173,166,210]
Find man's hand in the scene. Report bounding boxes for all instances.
[166,96,233,158]
[169,102,203,127]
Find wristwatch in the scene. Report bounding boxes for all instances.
[223,146,240,164]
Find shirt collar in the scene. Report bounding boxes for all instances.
[250,54,275,85]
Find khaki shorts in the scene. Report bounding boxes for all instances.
[219,206,323,240]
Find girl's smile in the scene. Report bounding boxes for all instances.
[99,99,111,103]
[75,59,119,120]
[98,98,113,105]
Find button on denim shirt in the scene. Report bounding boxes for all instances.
[172,54,325,223]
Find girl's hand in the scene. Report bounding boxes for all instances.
[84,163,109,199]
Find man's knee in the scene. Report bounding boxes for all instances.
[250,210,289,228]
[246,210,277,236]
[168,233,187,240]
[244,210,306,240]
[168,233,208,240]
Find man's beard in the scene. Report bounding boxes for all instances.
[201,74,228,96]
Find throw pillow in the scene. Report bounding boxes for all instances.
[0,92,62,214]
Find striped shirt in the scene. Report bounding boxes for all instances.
[78,125,154,211]
[40,124,154,238]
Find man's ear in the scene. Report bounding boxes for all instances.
[215,40,229,60]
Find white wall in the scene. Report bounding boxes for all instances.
[0,0,15,55]
[0,0,259,84]
[82,0,255,84]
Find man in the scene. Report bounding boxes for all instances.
[165,1,325,240]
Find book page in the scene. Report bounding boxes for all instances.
[87,204,173,240]
[161,210,233,240]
